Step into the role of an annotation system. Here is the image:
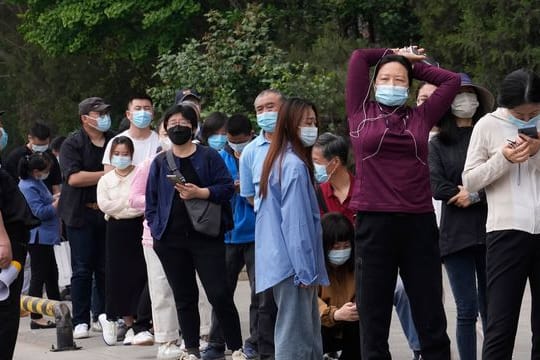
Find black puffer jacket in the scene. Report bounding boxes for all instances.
[428,127,488,257]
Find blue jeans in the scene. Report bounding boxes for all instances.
[444,245,487,360]
[66,208,106,327]
[273,276,322,360]
[394,276,421,351]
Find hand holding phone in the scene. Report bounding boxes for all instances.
[166,174,186,185]
[518,125,539,139]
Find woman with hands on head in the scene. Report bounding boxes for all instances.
[463,69,540,360]
[346,45,460,359]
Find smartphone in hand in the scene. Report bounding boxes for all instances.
[518,125,539,139]
[166,174,186,185]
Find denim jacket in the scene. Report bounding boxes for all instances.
[145,144,234,240]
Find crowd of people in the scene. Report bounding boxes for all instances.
[0,46,539,360]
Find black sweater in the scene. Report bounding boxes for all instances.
[428,127,488,257]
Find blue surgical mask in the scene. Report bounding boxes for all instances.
[31,144,49,153]
[375,85,409,106]
[132,110,152,129]
[228,140,250,154]
[507,112,540,128]
[88,114,112,132]
[299,126,318,147]
[208,134,227,151]
[0,128,8,151]
[328,248,351,266]
[314,163,329,183]
[111,155,132,170]
[256,112,278,132]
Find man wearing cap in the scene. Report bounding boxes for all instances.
[4,122,62,195]
[102,94,160,172]
[175,88,203,142]
[58,97,114,339]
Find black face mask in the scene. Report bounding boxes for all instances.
[167,125,192,145]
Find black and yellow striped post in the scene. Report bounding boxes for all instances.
[20,295,81,352]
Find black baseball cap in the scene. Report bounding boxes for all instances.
[78,97,111,115]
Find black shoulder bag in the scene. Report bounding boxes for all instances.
[165,150,222,237]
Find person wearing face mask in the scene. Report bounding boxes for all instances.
[463,69,540,359]
[5,122,62,195]
[313,133,421,359]
[200,112,229,151]
[129,119,188,359]
[239,88,284,360]
[17,153,61,330]
[102,94,160,172]
[428,73,494,360]
[346,47,460,359]
[257,97,329,360]
[57,97,114,339]
[203,114,258,359]
[318,212,359,360]
[146,104,246,360]
[97,136,152,346]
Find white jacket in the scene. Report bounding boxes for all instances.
[463,107,540,234]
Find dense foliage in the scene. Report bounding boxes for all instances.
[0,0,538,143]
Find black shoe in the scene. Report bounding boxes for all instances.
[30,320,56,329]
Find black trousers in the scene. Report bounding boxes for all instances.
[132,282,152,334]
[258,287,277,359]
[355,212,450,360]
[208,242,258,349]
[154,235,242,351]
[322,322,361,360]
[28,242,60,320]
[482,230,540,360]
[0,226,28,360]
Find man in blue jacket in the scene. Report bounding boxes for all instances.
[202,114,257,360]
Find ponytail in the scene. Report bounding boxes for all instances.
[18,153,50,180]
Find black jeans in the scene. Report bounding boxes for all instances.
[154,235,242,351]
[258,287,277,359]
[66,208,106,327]
[28,242,60,320]
[482,230,540,360]
[0,226,28,360]
[355,212,450,360]
[132,282,152,334]
[322,322,361,360]
[208,242,258,349]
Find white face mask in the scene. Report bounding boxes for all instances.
[451,92,479,118]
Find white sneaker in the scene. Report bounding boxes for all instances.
[98,313,117,346]
[91,320,102,332]
[232,349,248,360]
[73,323,89,339]
[157,341,188,359]
[123,328,135,345]
[132,330,154,345]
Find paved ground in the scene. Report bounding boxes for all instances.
[13,273,534,359]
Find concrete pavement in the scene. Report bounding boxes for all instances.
[13,273,534,359]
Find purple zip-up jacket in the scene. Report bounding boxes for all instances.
[346,48,460,213]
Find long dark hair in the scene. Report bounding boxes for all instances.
[438,89,486,145]
[259,98,318,198]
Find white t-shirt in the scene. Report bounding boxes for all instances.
[102,130,161,166]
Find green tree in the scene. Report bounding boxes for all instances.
[415,0,540,92]
[149,4,333,118]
